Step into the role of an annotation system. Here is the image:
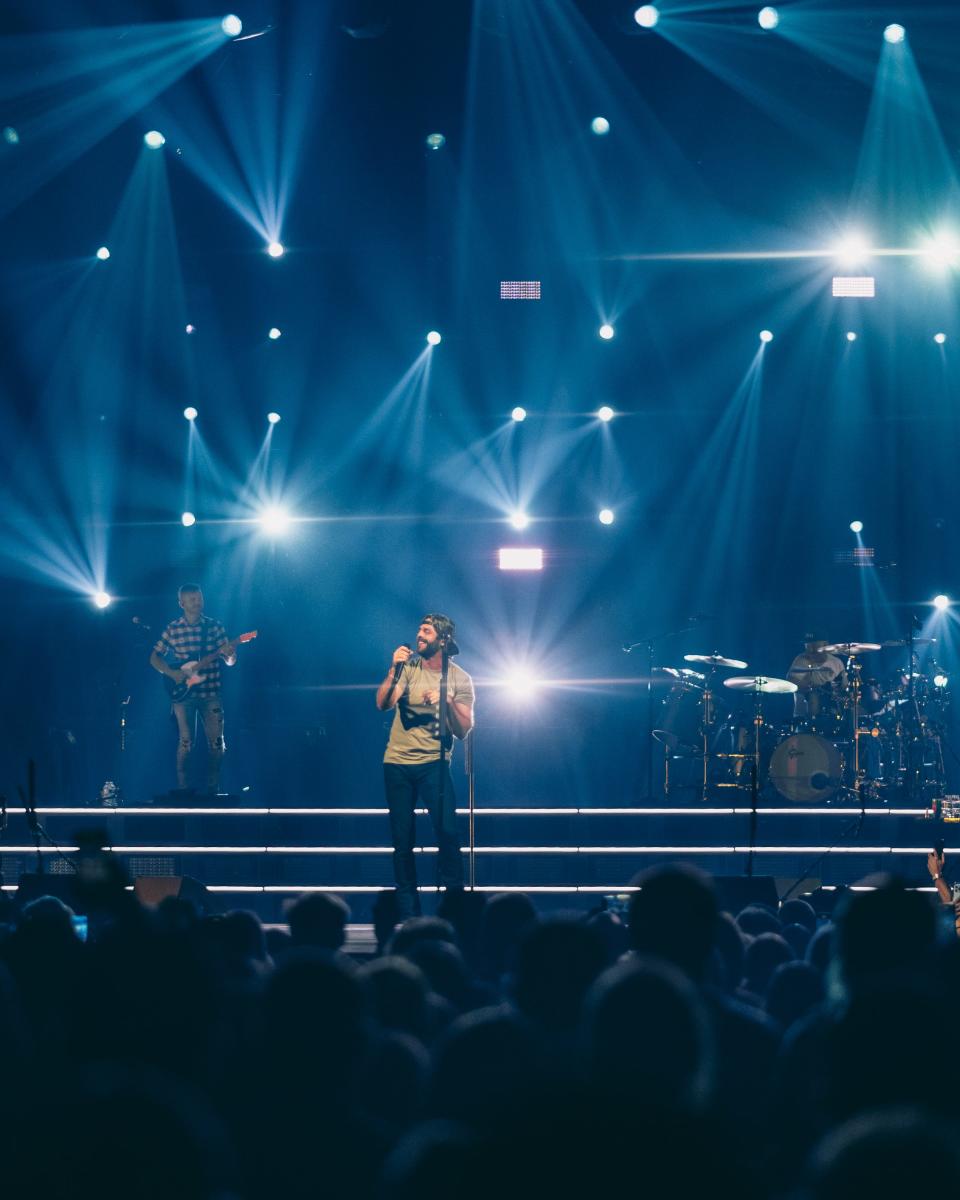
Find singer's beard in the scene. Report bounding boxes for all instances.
[417,635,439,658]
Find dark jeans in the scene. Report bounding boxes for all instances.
[172,695,225,790]
[384,760,462,918]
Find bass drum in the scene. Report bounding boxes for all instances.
[768,733,843,802]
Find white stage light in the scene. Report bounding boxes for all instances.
[268,327,282,340]
[934,673,949,688]
[267,411,281,424]
[883,23,905,44]
[185,323,195,334]
[598,323,615,340]
[846,331,857,342]
[144,130,165,149]
[921,231,960,270]
[259,506,291,535]
[597,406,614,422]
[933,594,951,611]
[834,232,871,266]
[591,117,610,136]
[267,241,284,258]
[183,406,198,421]
[758,7,779,30]
[849,520,863,534]
[502,669,539,701]
[509,511,530,531]
[425,132,445,149]
[221,14,243,36]
[935,332,947,344]
[511,406,527,422]
[634,5,659,27]
[759,329,774,343]
[426,330,442,345]
[93,591,112,610]
[181,511,196,527]
[599,508,615,525]
[499,547,544,571]
[96,246,110,261]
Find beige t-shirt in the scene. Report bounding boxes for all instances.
[384,658,475,764]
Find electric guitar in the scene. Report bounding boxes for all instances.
[164,631,258,701]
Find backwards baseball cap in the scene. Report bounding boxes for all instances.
[422,613,460,655]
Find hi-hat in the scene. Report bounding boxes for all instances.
[823,642,881,655]
[662,666,706,682]
[684,653,748,669]
[724,675,798,694]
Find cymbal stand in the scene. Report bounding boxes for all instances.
[745,685,763,877]
[700,668,716,802]
[848,656,863,798]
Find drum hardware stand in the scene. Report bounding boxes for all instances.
[745,757,759,878]
[465,730,476,890]
[623,618,701,802]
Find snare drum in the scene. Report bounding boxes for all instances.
[768,733,844,802]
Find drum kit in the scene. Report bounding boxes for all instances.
[653,640,949,804]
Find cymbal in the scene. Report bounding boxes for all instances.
[881,638,936,648]
[662,666,706,682]
[724,675,798,695]
[823,642,882,655]
[684,653,748,670]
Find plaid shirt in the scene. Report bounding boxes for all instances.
[153,615,229,699]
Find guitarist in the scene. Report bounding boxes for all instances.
[149,583,236,793]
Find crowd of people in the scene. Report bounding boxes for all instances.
[0,853,957,1199]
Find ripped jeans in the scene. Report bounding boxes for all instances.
[172,695,225,791]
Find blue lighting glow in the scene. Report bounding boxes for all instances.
[509,511,530,531]
[425,133,446,150]
[258,506,292,535]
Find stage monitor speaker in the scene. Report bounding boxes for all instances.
[713,875,779,915]
[16,873,83,913]
[133,875,210,913]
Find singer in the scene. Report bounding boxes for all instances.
[376,613,475,918]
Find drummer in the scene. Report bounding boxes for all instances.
[786,635,847,721]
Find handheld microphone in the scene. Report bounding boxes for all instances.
[392,644,412,684]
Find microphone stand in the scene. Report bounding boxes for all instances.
[466,728,476,890]
[18,760,77,877]
[437,641,451,894]
[624,619,702,803]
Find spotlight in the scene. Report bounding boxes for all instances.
[95,246,110,261]
[883,23,905,44]
[502,669,539,701]
[509,511,530,531]
[597,406,614,422]
[183,406,198,421]
[221,14,243,36]
[2,126,19,145]
[267,411,281,424]
[499,547,544,571]
[267,241,285,258]
[185,323,196,334]
[933,594,950,611]
[833,232,871,267]
[259,505,291,535]
[144,130,165,149]
[759,329,774,343]
[425,132,446,149]
[634,5,659,27]
[849,520,863,534]
[934,673,949,688]
[598,508,615,525]
[93,591,112,610]
[268,327,282,340]
[181,511,196,527]
[591,117,610,136]
[511,406,527,422]
[757,6,779,29]
[426,330,442,345]
[598,323,615,340]
[846,331,858,342]
[935,332,947,344]
[921,231,960,269]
